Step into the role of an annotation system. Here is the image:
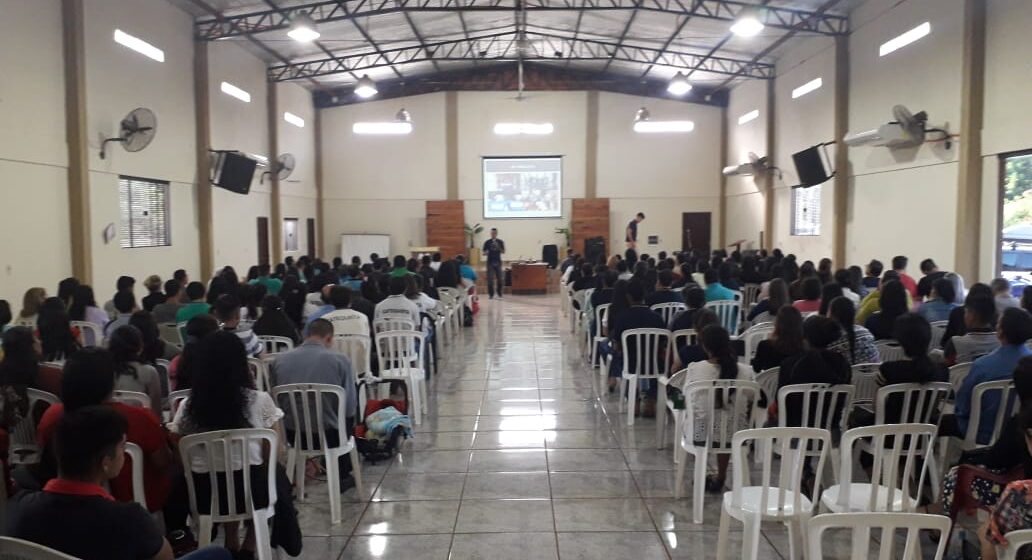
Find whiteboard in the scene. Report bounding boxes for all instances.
[340,234,390,263]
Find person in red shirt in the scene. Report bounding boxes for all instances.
[892,255,920,301]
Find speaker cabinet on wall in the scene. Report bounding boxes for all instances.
[213,151,258,194]
[791,146,832,187]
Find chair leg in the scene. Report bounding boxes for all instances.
[743,514,761,560]
[692,449,707,524]
[296,451,307,502]
[326,452,341,525]
[618,379,627,413]
[285,447,297,484]
[674,447,687,500]
[656,390,668,450]
[717,503,732,559]
[198,516,214,548]
[672,414,683,462]
[927,446,943,502]
[350,446,365,500]
[251,512,274,560]
[785,519,800,560]
[626,377,637,426]
[409,380,422,426]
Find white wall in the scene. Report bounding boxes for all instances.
[278,82,318,260]
[724,79,768,251]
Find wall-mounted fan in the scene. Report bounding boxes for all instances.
[100,107,157,159]
[260,153,296,184]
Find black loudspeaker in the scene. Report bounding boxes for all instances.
[584,236,606,265]
[542,244,559,269]
[791,146,832,187]
[213,152,258,194]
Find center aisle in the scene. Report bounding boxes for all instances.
[297,294,788,559]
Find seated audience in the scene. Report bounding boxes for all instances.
[103,291,137,338]
[1023,285,1032,315]
[68,285,109,329]
[792,277,822,314]
[834,269,861,304]
[252,295,302,344]
[919,277,959,323]
[108,326,163,416]
[0,300,11,332]
[176,282,210,325]
[748,278,790,325]
[170,315,219,391]
[103,276,136,319]
[375,276,422,327]
[818,282,844,315]
[56,278,79,309]
[16,287,46,328]
[944,293,1001,366]
[917,258,947,301]
[751,306,804,373]
[892,255,919,300]
[456,255,477,283]
[152,279,183,325]
[141,275,166,312]
[304,285,334,325]
[979,404,1032,560]
[571,263,595,292]
[943,282,994,350]
[993,277,1020,316]
[389,255,410,278]
[776,316,852,428]
[0,328,38,473]
[37,297,80,362]
[861,259,882,293]
[670,286,706,332]
[130,311,180,365]
[864,280,908,340]
[607,279,666,406]
[212,295,263,358]
[644,269,683,306]
[826,297,880,364]
[672,309,721,370]
[702,268,734,302]
[248,263,283,296]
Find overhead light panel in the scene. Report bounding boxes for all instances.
[354,75,378,99]
[738,109,760,125]
[666,72,692,96]
[791,77,822,99]
[353,108,413,135]
[220,81,251,103]
[113,29,165,62]
[283,112,305,128]
[730,10,765,37]
[879,22,931,57]
[287,12,321,42]
[633,107,694,134]
[493,123,554,135]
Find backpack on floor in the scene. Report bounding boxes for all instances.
[354,398,408,464]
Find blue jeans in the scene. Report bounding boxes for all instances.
[486,261,503,297]
[181,546,233,560]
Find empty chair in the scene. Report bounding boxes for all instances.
[375,330,427,425]
[705,300,741,334]
[806,512,950,560]
[875,339,906,362]
[674,379,761,524]
[650,302,686,326]
[179,428,278,560]
[257,335,293,355]
[70,321,103,348]
[617,328,671,426]
[10,389,60,466]
[717,427,831,560]
[272,383,365,524]
[111,390,150,409]
[0,537,80,559]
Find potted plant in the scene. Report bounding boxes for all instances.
[465,222,484,266]
[555,224,572,252]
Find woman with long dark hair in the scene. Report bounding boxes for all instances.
[252,295,301,345]
[0,327,37,429]
[129,310,180,364]
[68,285,109,327]
[826,296,880,364]
[107,325,162,416]
[435,261,462,290]
[56,278,79,309]
[37,297,79,362]
[865,280,909,340]
[752,306,804,373]
[818,282,844,316]
[683,324,754,492]
[776,316,851,427]
[279,274,306,327]
[748,278,791,324]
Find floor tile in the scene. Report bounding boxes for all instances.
[372,473,466,501]
[454,498,555,532]
[388,450,471,473]
[471,430,546,449]
[544,429,619,449]
[292,537,347,560]
[556,531,669,559]
[462,472,551,499]
[342,534,452,560]
[549,471,640,498]
[448,532,559,560]
[552,498,656,532]
[354,500,460,534]
[404,431,476,451]
[546,449,628,471]
[468,449,548,472]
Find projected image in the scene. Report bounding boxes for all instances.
[483,157,562,218]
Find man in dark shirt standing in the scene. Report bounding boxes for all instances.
[626,212,645,250]
[482,228,506,299]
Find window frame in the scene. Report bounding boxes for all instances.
[790,184,822,237]
[118,175,171,249]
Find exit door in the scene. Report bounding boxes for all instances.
[682,212,712,257]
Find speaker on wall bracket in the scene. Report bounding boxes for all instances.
[790,142,836,188]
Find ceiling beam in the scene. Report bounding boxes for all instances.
[601,0,642,73]
[639,0,704,78]
[261,0,361,82]
[268,30,775,82]
[328,0,405,79]
[196,0,848,41]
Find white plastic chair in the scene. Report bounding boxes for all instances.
[257,335,294,355]
[590,304,611,372]
[776,383,855,483]
[820,423,936,514]
[999,528,1032,560]
[155,359,171,399]
[332,333,373,412]
[875,339,905,362]
[10,389,60,466]
[741,284,762,310]
[674,379,761,524]
[650,302,686,326]
[179,428,278,560]
[851,363,882,409]
[373,318,416,334]
[248,357,272,392]
[169,389,191,420]
[618,328,671,426]
[705,299,741,334]
[938,379,1019,479]
[751,367,780,464]
[739,322,775,365]
[375,330,427,425]
[657,367,687,457]
[71,321,103,347]
[0,537,80,559]
[671,328,698,352]
[930,320,949,349]
[159,322,183,346]
[716,427,831,560]
[124,441,148,510]
[111,390,150,409]
[948,361,973,391]
[806,512,950,560]
[272,383,365,523]
[437,287,464,333]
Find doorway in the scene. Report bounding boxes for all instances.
[682,212,712,256]
[256,217,270,266]
[998,150,1032,290]
[306,218,316,259]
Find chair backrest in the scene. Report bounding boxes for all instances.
[305,292,324,307]
[874,339,905,362]
[755,367,780,409]
[874,382,951,425]
[333,333,372,376]
[247,357,271,392]
[594,304,611,337]
[124,441,147,510]
[998,528,1032,560]
[270,383,347,452]
[620,328,671,378]
[835,424,937,512]
[0,537,80,559]
[437,286,461,302]
[807,512,950,560]
[155,359,171,399]
[730,290,743,302]
[70,321,103,347]
[851,363,883,406]
[650,302,686,326]
[671,329,698,351]
[682,379,760,451]
[777,383,855,434]
[741,284,762,309]
[948,361,973,391]
[730,427,831,516]
[10,389,60,465]
[967,379,1020,447]
[705,300,741,334]
[740,322,775,364]
[929,320,949,349]
[179,428,278,521]
[373,318,415,334]
[375,330,424,372]
[111,390,150,409]
[257,335,294,355]
[169,389,191,419]
[159,322,183,346]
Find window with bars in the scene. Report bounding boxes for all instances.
[119,176,170,248]
[791,185,822,236]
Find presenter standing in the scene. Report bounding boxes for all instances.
[626,212,645,250]
[483,228,506,299]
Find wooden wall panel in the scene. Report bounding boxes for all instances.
[571,198,610,256]
[426,200,466,260]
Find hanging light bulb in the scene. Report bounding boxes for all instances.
[354,75,378,99]
[730,8,765,37]
[287,12,320,42]
[666,72,692,96]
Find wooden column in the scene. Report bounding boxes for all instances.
[315,108,325,259]
[62,0,92,283]
[267,82,283,264]
[445,91,458,200]
[193,40,214,280]
[954,0,987,281]
[763,79,776,250]
[571,198,610,255]
[585,91,599,199]
[832,34,850,266]
[718,105,728,249]
[426,201,465,259]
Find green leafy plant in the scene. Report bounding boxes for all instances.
[464,222,484,249]
[554,225,572,249]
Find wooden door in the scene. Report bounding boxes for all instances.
[257,217,270,266]
[682,212,711,256]
[306,218,316,259]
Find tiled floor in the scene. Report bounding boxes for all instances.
[291,294,950,559]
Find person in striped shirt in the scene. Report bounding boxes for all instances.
[212,295,263,358]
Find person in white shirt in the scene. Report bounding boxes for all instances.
[374,276,421,328]
[834,269,861,304]
[321,286,369,336]
[992,277,1021,316]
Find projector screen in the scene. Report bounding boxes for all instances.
[483,156,562,218]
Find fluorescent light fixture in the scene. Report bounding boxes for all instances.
[354,75,378,99]
[633,120,695,133]
[879,22,931,57]
[352,121,413,135]
[493,122,554,135]
[730,15,765,37]
[113,29,164,62]
[220,81,251,103]
[283,112,305,128]
[738,109,760,125]
[287,13,321,42]
[792,77,823,99]
[666,72,692,96]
